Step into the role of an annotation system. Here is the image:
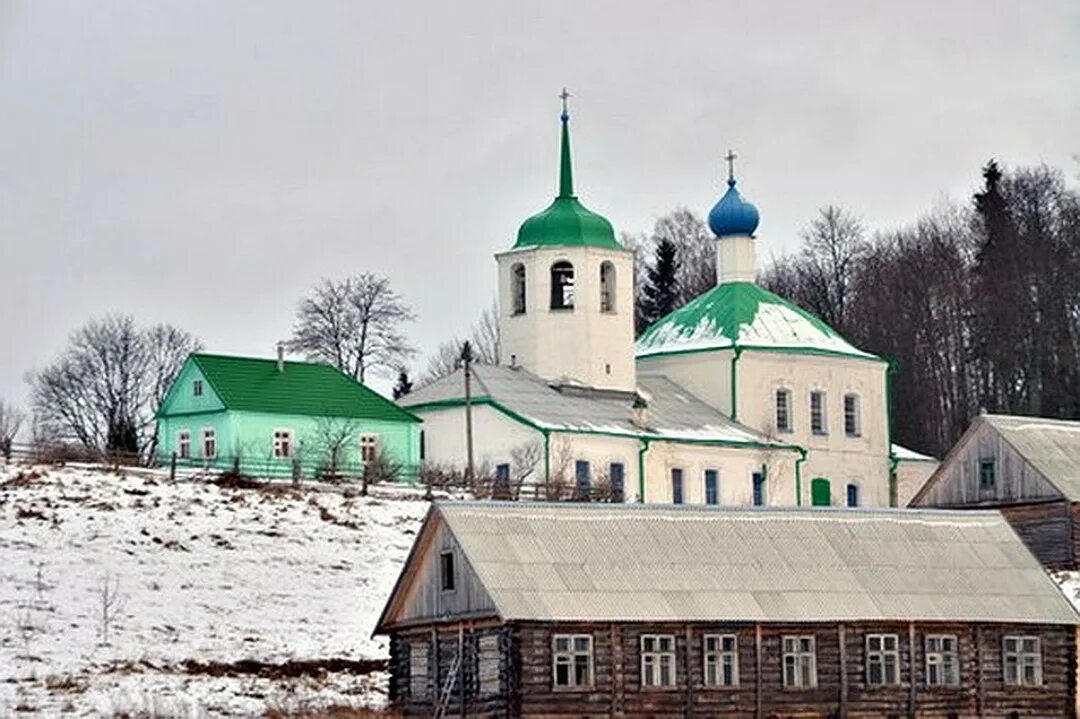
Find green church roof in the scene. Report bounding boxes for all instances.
[165,353,421,422]
[513,104,620,250]
[635,281,880,361]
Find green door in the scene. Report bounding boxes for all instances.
[811,478,831,506]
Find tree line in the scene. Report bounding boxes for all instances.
[7,158,1076,464]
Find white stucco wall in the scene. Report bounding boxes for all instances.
[643,441,800,506]
[896,458,941,507]
[496,245,636,393]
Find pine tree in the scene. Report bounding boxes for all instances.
[392,369,413,400]
[638,239,680,334]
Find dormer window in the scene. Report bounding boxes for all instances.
[193,380,203,397]
[550,261,575,310]
[511,263,527,315]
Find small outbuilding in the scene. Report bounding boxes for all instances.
[911,413,1080,569]
[375,501,1078,718]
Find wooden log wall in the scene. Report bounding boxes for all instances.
[999,500,1075,569]
[389,621,1076,718]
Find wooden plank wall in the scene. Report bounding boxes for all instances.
[392,621,1077,718]
[999,500,1075,568]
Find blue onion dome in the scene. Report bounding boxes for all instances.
[708,177,760,238]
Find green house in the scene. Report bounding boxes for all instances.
[156,353,422,481]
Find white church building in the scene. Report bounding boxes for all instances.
[402,101,936,507]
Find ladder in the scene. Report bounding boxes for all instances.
[433,650,460,719]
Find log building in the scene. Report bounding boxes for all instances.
[375,501,1079,718]
[911,413,1080,569]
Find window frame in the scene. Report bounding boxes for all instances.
[599,261,616,313]
[192,379,203,397]
[575,459,592,496]
[843,393,861,437]
[178,430,191,460]
[641,634,678,688]
[201,427,216,459]
[360,433,380,464]
[1002,635,1042,687]
[775,388,793,433]
[752,472,766,507]
[671,468,684,505]
[704,469,719,506]
[865,633,901,687]
[782,635,817,689]
[703,633,739,688]
[925,634,960,688]
[810,390,828,436]
[552,633,594,690]
[979,458,996,493]
[846,483,859,508]
[609,462,625,503]
[272,428,293,459]
[439,550,456,593]
[511,262,527,315]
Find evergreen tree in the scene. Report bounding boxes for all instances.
[392,369,413,400]
[638,239,680,334]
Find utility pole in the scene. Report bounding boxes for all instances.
[461,341,475,489]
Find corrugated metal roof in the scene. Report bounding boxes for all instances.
[436,502,1079,625]
[984,414,1080,500]
[403,364,785,447]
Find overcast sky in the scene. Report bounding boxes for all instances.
[1,0,1078,405]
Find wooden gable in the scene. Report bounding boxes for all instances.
[911,416,1062,507]
[375,506,498,633]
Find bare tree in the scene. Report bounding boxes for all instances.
[509,441,543,499]
[97,573,124,646]
[794,206,867,332]
[286,274,417,383]
[29,315,200,461]
[306,415,362,479]
[419,301,501,385]
[0,399,25,461]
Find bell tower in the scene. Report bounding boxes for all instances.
[495,92,636,393]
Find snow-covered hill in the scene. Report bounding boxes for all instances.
[0,462,430,717]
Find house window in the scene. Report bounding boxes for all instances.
[552,634,593,688]
[671,468,684,504]
[810,391,827,435]
[782,635,817,688]
[495,462,510,485]
[641,635,677,687]
[202,428,216,459]
[844,394,860,437]
[511,263,527,315]
[704,634,738,687]
[600,261,616,313]
[926,634,959,687]
[846,483,859,508]
[866,634,900,686]
[409,641,430,698]
[704,469,719,505]
[439,550,456,592]
[775,389,792,433]
[979,459,996,492]
[273,429,293,458]
[575,460,591,497]
[1003,635,1041,686]
[360,434,379,463]
[550,261,575,310]
[478,635,500,696]
[609,462,625,502]
[193,380,203,397]
[752,472,766,507]
[178,430,191,460]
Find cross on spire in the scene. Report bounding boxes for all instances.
[725,149,737,183]
[559,87,571,119]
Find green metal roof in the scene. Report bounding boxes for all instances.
[171,353,420,423]
[513,110,620,250]
[636,281,878,360]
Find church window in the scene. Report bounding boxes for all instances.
[979,459,996,492]
[550,261,575,310]
[575,460,591,498]
[846,483,859,507]
[202,428,216,459]
[273,429,293,458]
[511,263,527,315]
[178,430,191,459]
[844,394,861,437]
[600,261,616,313]
[775,389,792,433]
[671,468,684,504]
[810,391,827,435]
[609,462,625,502]
[704,469,719,505]
[752,472,766,506]
[866,634,901,686]
[193,379,203,397]
[782,635,817,688]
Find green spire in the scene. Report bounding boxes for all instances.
[558,88,574,198]
[512,90,620,250]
